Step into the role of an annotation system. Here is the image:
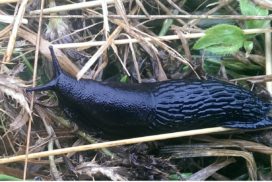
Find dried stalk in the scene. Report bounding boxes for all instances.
[0,0,18,3]
[3,0,29,63]
[154,0,186,26]
[230,74,272,83]
[0,127,236,164]
[17,28,79,76]
[24,0,45,180]
[185,0,233,28]
[53,28,272,49]
[30,0,128,15]
[252,0,272,9]
[0,15,27,24]
[265,31,272,94]
[167,149,257,180]
[189,158,236,181]
[27,14,272,21]
[76,26,123,80]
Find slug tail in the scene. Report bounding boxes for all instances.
[49,45,62,77]
[223,117,272,129]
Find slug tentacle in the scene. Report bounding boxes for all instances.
[26,46,62,93]
[26,79,58,92]
[49,45,62,77]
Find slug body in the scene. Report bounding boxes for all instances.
[27,46,272,137]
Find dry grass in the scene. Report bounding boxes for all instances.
[0,0,272,180]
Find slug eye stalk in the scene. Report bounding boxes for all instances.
[49,46,62,77]
[26,46,63,92]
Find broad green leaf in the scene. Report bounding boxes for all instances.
[193,24,245,55]
[239,0,269,29]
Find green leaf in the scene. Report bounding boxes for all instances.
[243,41,253,56]
[204,58,263,77]
[239,0,269,29]
[120,75,128,83]
[0,174,21,181]
[159,18,174,36]
[193,24,246,55]
[222,59,263,73]
[180,173,193,179]
[168,173,192,180]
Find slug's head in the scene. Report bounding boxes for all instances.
[26,46,63,92]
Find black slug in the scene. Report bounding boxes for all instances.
[27,46,272,138]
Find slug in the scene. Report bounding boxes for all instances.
[27,46,272,138]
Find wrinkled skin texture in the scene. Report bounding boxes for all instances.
[27,47,272,138]
[54,74,272,137]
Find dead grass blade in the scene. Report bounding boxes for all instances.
[135,0,150,18]
[230,74,272,83]
[252,0,272,9]
[186,0,233,27]
[173,26,192,61]
[194,137,272,155]
[0,75,31,116]
[101,0,110,36]
[76,161,127,181]
[53,28,272,49]
[0,0,18,3]
[9,108,29,131]
[0,25,12,38]
[24,0,45,179]
[17,28,79,76]
[154,0,186,26]
[76,26,123,80]
[126,34,141,82]
[188,158,236,181]
[0,15,27,24]
[0,164,45,179]
[30,0,128,15]
[115,19,199,78]
[265,32,272,93]
[112,19,168,80]
[34,104,62,180]
[2,0,29,63]
[0,127,236,164]
[114,0,129,25]
[109,41,130,77]
[162,148,257,180]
